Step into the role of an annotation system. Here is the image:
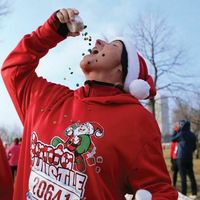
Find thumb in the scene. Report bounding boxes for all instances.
[68,32,80,37]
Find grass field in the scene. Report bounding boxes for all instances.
[163,147,200,199]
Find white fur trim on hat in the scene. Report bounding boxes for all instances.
[129,79,150,100]
[111,37,140,92]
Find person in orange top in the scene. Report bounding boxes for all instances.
[170,122,180,187]
[0,138,13,200]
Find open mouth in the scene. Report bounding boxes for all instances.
[91,48,99,55]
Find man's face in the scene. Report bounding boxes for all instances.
[80,39,123,75]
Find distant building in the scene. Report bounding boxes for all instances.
[155,94,170,137]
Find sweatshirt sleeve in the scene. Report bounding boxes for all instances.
[1,13,71,124]
[171,132,182,142]
[129,135,178,200]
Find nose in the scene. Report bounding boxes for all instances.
[95,39,107,48]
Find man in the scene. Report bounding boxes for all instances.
[172,120,197,198]
[1,8,178,199]
[0,138,13,200]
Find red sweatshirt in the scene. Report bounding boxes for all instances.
[0,138,13,200]
[1,13,178,200]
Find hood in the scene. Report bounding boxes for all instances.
[179,120,190,131]
[74,80,140,105]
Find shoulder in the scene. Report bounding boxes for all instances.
[129,104,158,126]
[125,104,161,140]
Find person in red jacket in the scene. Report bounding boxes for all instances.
[1,8,178,200]
[7,137,21,179]
[170,122,180,187]
[0,138,13,200]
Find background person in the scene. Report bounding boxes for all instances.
[172,120,197,198]
[7,137,21,179]
[170,122,180,187]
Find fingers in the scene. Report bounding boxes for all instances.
[56,11,66,23]
[56,8,79,24]
[69,32,80,37]
[72,8,79,15]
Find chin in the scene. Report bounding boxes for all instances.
[80,56,95,73]
[80,60,91,74]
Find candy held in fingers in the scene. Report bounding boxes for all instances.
[67,15,85,33]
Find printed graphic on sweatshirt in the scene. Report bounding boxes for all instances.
[27,122,104,200]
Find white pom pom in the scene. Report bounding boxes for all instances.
[135,189,152,200]
[129,79,150,99]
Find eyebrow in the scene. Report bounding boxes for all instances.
[112,40,122,45]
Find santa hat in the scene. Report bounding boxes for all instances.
[112,37,156,99]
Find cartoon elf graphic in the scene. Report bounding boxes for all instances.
[51,122,103,172]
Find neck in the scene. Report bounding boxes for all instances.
[84,68,123,86]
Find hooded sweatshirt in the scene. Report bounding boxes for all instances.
[1,13,178,200]
[172,121,196,161]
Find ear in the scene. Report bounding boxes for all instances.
[116,65,122,73]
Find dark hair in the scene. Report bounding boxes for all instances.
[120,41,128,83]
[14,138,19,145]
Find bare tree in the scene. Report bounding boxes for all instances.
[0,0,12,145]
[0,0,9,17]
[173,95,200,135]
[0,125,22,145]
[130,13,187,116]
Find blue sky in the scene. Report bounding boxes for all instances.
[0,0,200,128]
